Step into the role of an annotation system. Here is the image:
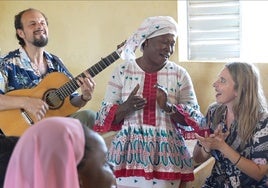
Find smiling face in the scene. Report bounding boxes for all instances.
[213,67,238,107]
[143,33,176,66]
[17,9,48,47]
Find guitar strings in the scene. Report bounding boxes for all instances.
[45,51,120,108]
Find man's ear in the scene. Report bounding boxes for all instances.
[16,29,24,39]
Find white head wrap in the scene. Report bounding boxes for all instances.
[120,16,179,61]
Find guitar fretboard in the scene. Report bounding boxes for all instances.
[88,51,120,77]
[56,50,120,99]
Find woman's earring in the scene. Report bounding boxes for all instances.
[78,176,83,188]
[144,40,148,46]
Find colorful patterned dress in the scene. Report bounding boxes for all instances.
[203,103,268,188]
[94,59,203,187]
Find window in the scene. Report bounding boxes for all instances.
[178,0,268,63]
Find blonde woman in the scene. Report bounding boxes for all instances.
[194,62,268,187]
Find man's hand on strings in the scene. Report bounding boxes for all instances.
[77,71,96,101]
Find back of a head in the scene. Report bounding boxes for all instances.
[3,117,85,188]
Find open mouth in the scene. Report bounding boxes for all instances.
[215,92,222,98]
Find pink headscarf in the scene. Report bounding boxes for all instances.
[3,117,85,188]
[121,16,179,61]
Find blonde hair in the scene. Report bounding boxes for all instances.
[226,62,267,146]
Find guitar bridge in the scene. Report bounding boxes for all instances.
[21,109,34,125]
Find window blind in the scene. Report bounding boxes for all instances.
[187,0,240,60]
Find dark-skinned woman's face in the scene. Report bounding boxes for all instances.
[143,33,176,65]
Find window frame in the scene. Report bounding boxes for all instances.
[178,0,241,62]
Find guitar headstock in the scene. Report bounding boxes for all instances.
[116,40,126,55]
[117,40,126,49]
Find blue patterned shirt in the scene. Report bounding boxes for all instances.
[0,47,76,97]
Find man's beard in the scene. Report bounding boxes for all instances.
[33,35,48,47]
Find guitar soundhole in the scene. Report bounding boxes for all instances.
[43,89,64,110]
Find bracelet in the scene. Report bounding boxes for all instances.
[203,147,210,154]
[234,154,242,166]
[165,104,176,115]
[80,95,90,102]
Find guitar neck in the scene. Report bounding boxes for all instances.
[86,50,120,77]
[56,50,120,99]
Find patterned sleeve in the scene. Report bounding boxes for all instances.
[94,64,125,133]
[0,59,8,94]
[251,115,268,165]
[173,66,209,139]
[177,67,200,110]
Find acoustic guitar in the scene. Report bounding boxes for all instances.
[0,42,125,136]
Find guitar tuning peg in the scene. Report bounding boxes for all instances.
[117,40,126,49]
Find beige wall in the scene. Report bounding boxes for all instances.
[0,1,267,114]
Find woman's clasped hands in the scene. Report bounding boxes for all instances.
[195,124,230,153]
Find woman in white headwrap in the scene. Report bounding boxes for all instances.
[94,16,205,188]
